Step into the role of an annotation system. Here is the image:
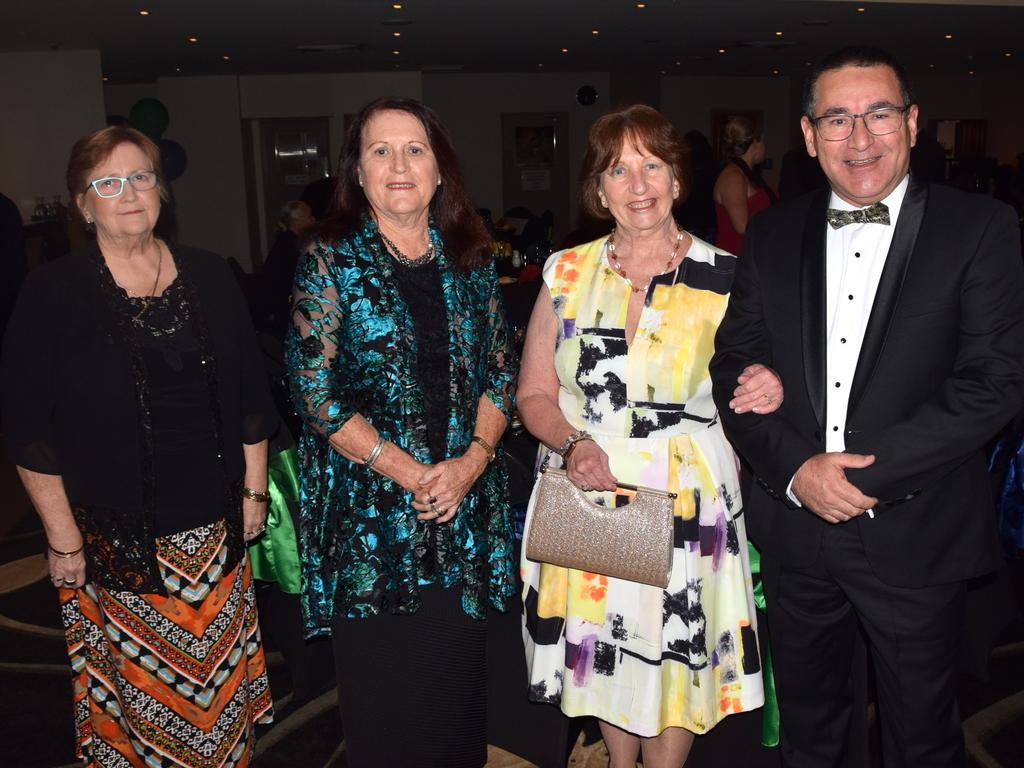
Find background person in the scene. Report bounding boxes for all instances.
[286,96,518,768]
[518,105,781,768]
[1,125,276,766]
[713,115,776,255]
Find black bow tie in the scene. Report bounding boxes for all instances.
[826,201,891,229]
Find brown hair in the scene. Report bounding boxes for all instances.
[66,126,169,219]
[319,97,491,271]
[720,115,760,160]
[579,104,691,221]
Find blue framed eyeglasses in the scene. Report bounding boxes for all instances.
[88,171,159,198]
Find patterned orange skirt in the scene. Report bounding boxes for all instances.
[59,518,274,767]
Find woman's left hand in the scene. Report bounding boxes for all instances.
[242,497,268,542]
[729,363,784,414]
[412,454,487,524]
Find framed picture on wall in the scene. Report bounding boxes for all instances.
[514,126,555,167]
[710,110,764,161]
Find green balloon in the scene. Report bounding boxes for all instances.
[129,98,170,140]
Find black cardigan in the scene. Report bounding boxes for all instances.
[1,243,277,592]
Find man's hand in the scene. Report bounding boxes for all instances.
[791,452,879,524]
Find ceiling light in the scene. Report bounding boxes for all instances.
[175,67,181,73]
[968,70,974,75]
[718,48,726,54]
[222,55,230,61]
[675,60,681,66]
[102,75,109,81]
[393,32,401,37]
[772,69,780,75]
[775,31,783,37]
[392,49,400,55]
[636,3,647,8]
[188,36,198,43]
[537,63,544,68]
[592,29,599,36]
[1005,52,1012,57]
[945,34,953,40]
[929,63,935,68]
[561,47,569,53]
[392,3,402,8]
[856,7,865,12]
[138,10,150,16]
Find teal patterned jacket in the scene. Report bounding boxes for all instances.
[286,216,518,636]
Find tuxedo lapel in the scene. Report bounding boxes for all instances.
[801,190,830,432]
[847,177,928,414]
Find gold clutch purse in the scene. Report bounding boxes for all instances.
[524,466,676,588]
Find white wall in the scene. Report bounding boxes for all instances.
[156,76,250,267]
[660,75,793,188]
[0,50,106,219]
[423,72,612,233]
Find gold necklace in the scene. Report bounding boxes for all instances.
[113,246,163,321]
[606,228,684,294]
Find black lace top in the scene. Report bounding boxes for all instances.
[121,278,225,537]
[1,243,277,593]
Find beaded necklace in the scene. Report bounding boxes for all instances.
[606,228,684,294]
[379,228,436,268]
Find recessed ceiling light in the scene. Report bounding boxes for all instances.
[102,75,109,81]
[175,66,181,73]
[537,63,544,68]
[968,70,974,75]
[660,70,666,75]
[561,47,569,53]
[592,29,599,36]
[188,36,198,43]
[775,31,783,37]
[772,69,780,75]
[392,49,400,55]
[675,60,681,66]
[393,31,401,37]
[1004,52,1012,57]
[636,2,647,8]
[945,34,953,40]
[392,3,402,8]
[138,10,150,16]
[222,55,230,61]
[856,7,865,12]
[718,48,726,54]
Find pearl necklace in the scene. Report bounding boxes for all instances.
[379,228,436,268]
[606,228,684,294]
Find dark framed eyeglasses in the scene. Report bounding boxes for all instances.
[810,105,911,142]
[88,171,159,198]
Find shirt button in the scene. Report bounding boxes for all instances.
[834,382,841,388]
[832,426,839,432]
[840,338,847,343]
[855,252,861,258]
[848,294,854,300]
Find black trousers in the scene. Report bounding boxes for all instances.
[763,521,966,768]
[331,585,487,768]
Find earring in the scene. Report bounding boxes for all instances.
[599,194,608,208]
[358,179,364,187]
[673,183,680,199]
[437,178,441,186]
[84,214,93,224]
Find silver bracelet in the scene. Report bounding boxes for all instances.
[557,429,592,458]
[363,435,386,469]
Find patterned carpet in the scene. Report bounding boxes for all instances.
[2,456,1023,768]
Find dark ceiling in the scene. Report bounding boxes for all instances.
[3,0,1023,83]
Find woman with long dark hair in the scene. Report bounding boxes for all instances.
[286,97,518,768]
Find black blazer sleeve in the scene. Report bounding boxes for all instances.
[710,214,820,499]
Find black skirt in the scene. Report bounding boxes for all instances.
[332,585,488,768]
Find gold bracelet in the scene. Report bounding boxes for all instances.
[241,486,271,503]
[48,543,84,559]
[470,435,496,463]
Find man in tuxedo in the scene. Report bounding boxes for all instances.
[710,47,1024,767]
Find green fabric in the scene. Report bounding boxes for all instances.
[247,447,302,594]
[749,541,780,748]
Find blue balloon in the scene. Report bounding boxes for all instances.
[159,139,188,181]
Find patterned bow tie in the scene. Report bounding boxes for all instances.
[825,202,890,229]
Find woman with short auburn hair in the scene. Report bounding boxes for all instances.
[518,105,778,767]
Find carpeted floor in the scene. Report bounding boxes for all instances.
[2,455,1023,768]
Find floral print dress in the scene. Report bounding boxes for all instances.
[521,235,764,736]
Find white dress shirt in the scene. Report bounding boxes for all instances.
[787,175,910,509]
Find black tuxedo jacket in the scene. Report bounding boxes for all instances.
[710,177,1024,587]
